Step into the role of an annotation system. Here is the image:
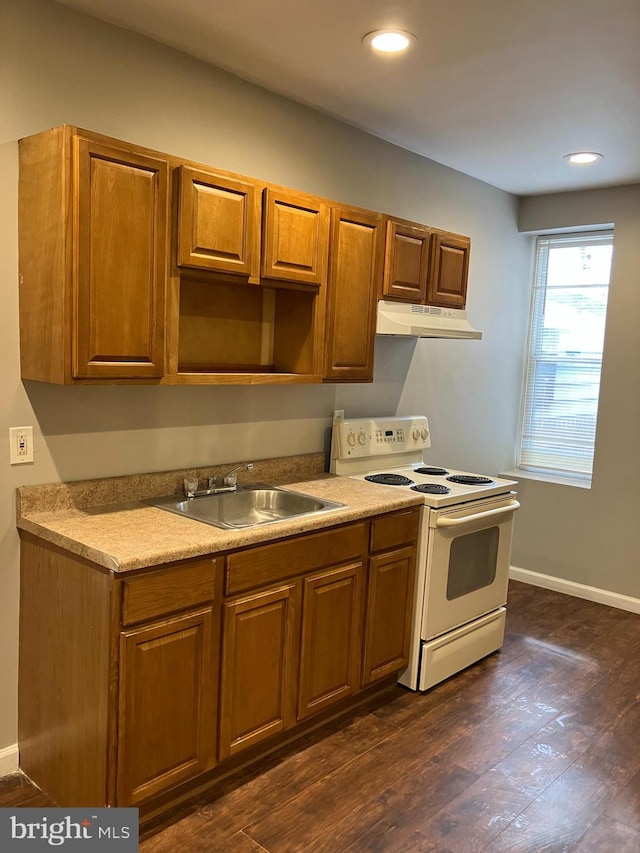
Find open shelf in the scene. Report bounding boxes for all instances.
[170,277,321,384]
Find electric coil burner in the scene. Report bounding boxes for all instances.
[446,474,494,485]
[330,415,519,693]
[364,473,414,486]
[410,484,451,495]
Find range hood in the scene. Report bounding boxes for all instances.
[376,300,482,340]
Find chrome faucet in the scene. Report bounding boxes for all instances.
[219,462,254,488]
[183,462,254,498]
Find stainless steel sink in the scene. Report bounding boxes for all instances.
[148,483,347,530]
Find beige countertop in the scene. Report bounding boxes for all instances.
[16,455,423,572]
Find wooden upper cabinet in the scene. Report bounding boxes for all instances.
[427,232,470,309]
[323,206,383,383]
[261,188,329,286]
[74,137,168,379]
[18,125,474,386]
[382,219,432,303]
[177,166,260,281]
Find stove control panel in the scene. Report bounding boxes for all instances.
[332,416,430,459]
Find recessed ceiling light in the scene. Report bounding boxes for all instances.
[564,152,604,165]
[364,30,416,54]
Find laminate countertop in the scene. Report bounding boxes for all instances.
[16,454,423,573]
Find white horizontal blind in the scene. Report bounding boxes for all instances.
[518,231,613,477]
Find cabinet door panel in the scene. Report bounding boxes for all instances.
[121,558,216,626]
[219,585,297,759]
[363,548,416,685]
[427,233,470,308]
[74,138,168,378]
[117,608,217,805]
[324,207,383,382]
[226,523,365,596]
[382,220,431,302]
[370,509,421,555]
[262,189,329,286]
[177,166,260,280]
[298,563,364,720]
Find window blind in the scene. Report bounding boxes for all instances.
[518,231,613,478]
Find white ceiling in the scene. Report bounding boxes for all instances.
[57,0,640,196]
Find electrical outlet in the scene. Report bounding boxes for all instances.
[10,426,34,464]
[333,409,344,421]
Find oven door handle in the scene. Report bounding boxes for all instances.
[435,500,520,528]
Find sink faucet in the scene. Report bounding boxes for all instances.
[182,462,254,499]
[218,462,254,488]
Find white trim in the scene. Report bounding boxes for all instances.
[500,469,590,489]
[509,566,640,614]
[0,743,19,777]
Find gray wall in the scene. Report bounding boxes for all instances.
[0,0,531,754]
[513,186,640,597]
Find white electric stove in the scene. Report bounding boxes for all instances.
[330,416,519,691]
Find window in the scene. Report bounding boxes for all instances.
[518,231,613,481]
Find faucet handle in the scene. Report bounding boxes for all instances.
[183,477,199,498]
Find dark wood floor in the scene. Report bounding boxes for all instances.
[3,580,640,852]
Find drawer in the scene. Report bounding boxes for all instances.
[121,558,217,626]
[369,508,421,554]
[226,523,366,596]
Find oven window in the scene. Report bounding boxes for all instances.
[446,527,499,600]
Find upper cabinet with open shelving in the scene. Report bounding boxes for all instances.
[18,126,472,386]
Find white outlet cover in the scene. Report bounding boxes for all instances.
[10,426,34,464]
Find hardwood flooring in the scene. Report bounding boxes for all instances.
[3,580,640,851]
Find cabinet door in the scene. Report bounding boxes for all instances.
[382,219,431,303]
[73,138,168,379]
[297,563,364,720]
[427,232,470,308]
[362,547,416,685]
[177,166,260,281]
[323,206,383,382]
[117,607,217,805]
[219,584,297,759]
[261,188,329,286]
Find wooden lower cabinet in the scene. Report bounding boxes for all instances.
[218,584,298,759]
[18,510,419,820]
[218,559,367,758]
[297,562,364,720]
[362,547,416,685]
[117,607,218,805]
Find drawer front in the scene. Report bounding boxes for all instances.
[226,523,366,596]
[122,558,217,626]
[369,508,421,554]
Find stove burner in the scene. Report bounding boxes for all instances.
[364,473,414,487]
[411,483,451,495]
[414,467,449,476]
[446,474,494,486]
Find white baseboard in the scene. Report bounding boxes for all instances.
[509,566,640,614]
[0,743,19,777]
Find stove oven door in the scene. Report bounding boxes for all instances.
[422,493,519,641]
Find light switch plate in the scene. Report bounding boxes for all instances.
[10,426,34,464]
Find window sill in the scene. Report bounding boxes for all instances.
[500,469,591,490]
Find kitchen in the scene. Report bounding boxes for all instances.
[2,0,640,849]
